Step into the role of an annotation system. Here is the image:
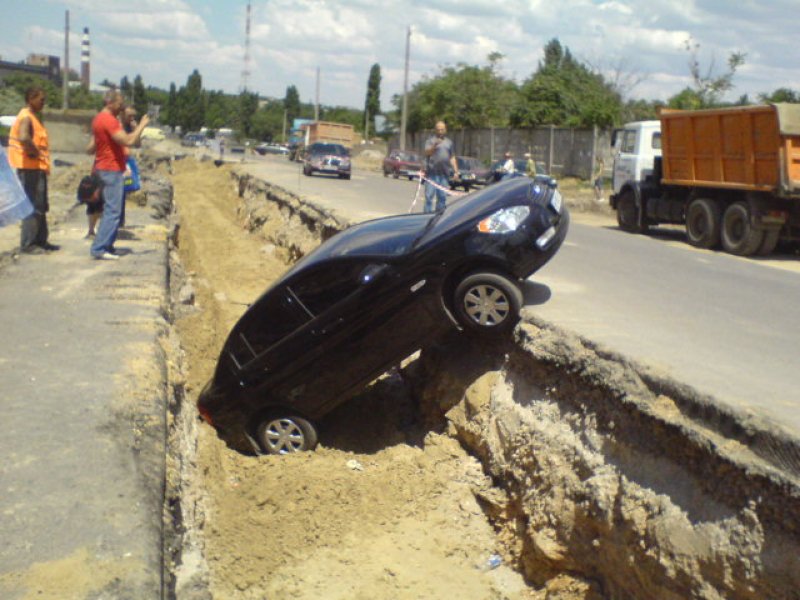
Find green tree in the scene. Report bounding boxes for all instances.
[284,85,301,125]
[120,75,132,104]
[250,98,286,141]
[165,83,178,128]
[759,88,800,103]
[132,75,148,116]
[364,63,381,134]
[204,90,230,129]
[178,69,205,131]
[511,39,620,127]
[672,38,745,108]
[237,90,259,138]
[400,54,519,132]
[2,74,62,110]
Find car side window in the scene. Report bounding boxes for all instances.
[235,289,312,361]
[652,132,662,150]
[289,262,367,316]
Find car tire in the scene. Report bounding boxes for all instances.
[341,174,351,180]
[721,201,763,256]
[383,169,389,177]
[303,166,312,176]
[617,189,647,233]
[686,198,721,249]
[255,415,318,455]
[453,272,522,336]
[393,170,399,179]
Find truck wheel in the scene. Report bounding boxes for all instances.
[617,190,647,233]
[721,201,764,256]
[686,198,721,248]
[756,229,780,256]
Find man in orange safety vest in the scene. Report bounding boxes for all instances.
[7,86,59,254]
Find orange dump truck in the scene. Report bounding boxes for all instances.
[611,103,800,256]
[304,121,354,147]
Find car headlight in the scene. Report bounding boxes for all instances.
[477,206,530,233]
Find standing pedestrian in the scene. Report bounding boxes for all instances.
[119,105,140,228]
[524,152,537,178]
[7,86,59,254]
[89,89,149,260]
[500,151,515,180]
[593,157,605,202]
[423,120,459,213]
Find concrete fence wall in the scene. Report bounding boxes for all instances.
[391,126,615,180]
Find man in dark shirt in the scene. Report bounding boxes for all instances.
[423,121,459,213]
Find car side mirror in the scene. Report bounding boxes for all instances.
[360,263,390,285]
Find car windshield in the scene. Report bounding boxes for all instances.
[311,144,347,156]
[404,152,420,162]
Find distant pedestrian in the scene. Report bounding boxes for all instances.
[593,157,605,202]
[423,120,459,213]
[500,151,515,180]
[524,152,537,178]
[120,105,140,228]
[89,89,149,260]
[7,86,59,254]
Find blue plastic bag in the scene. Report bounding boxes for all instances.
[0,146,34,227]
[123,156,140,193]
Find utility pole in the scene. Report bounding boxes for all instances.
[400,26,411,151]
[282,109,287,143]
[364,109,369,142]
[62,10,69,110]
[240,1,252,92]
[314,67,320,121]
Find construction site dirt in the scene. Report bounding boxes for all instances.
[161,156,800,599]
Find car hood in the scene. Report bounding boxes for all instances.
[414,177,540,247]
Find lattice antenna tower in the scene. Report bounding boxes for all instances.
[240,1,252,91]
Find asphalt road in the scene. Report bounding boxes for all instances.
[235,152,800,436]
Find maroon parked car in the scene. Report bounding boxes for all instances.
[383,150,423,180]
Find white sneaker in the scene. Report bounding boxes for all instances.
[93,251,120,261]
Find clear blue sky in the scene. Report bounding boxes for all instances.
[1,0,797,110]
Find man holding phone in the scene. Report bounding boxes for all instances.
[423,120,459,213]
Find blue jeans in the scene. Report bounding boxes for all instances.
[424,173,449,213]
[91,170,124,257]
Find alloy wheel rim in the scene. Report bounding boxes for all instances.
[264,419,305,454]
[464,284,510,326]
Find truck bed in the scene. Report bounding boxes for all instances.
[660,104,800,197]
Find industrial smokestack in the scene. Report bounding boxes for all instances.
[80,27,90,89]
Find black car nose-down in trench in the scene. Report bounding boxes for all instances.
[198,176,570,455]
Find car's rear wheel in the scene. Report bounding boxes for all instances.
[393,170,399,179]
[255,415,318,455]
[453,272,522,336]
[303,165,312,176]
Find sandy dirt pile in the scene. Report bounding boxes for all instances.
[169,159,596,599]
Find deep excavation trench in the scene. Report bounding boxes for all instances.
[162,158,800,599]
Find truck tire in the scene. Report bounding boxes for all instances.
[756,229,780,256]
[721,201,764,256]
[616,190,647,233]
[686,198,721,248]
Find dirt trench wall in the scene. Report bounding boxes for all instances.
[229,169,800,599]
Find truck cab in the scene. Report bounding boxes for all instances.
[611,121,662,199]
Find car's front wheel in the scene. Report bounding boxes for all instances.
[255,415,318,455]
[453,272,522,336]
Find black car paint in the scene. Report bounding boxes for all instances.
[199,177,569,453]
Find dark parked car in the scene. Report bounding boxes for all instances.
[303,142,351,179]
[383,150,423,180]
[449,156,491,191]
[198,177,569,455]
[488,158,534,183]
